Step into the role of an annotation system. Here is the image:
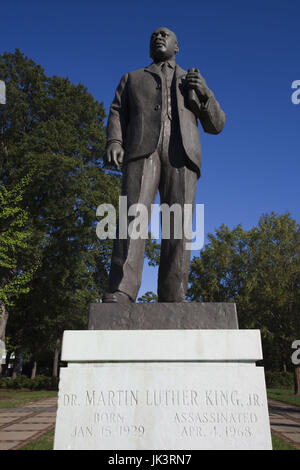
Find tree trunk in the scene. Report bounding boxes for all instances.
[4,351,11,377]
[294,365,300,396]
[31,360,37,380]
[0,301,8,377]
[12,355,18,379]
[52,338,61,379]
[0,300,8,346]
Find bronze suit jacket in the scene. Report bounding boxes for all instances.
[106,63,226,176]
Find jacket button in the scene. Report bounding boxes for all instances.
[155,105,160,110]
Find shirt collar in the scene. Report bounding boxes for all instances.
[153,58,176,69]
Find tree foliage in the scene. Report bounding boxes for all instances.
[0,175,39,347]
[0,175,38,306]
[0,50,120,370]
[145,236,161,267]
[137,291,158,303]
[188,212,300,371]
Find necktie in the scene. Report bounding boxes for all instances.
[161,62,170,84]
[161,63,172,120]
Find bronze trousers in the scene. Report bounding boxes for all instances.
[108,117,198,302]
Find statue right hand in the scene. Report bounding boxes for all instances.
[105,142,125,170]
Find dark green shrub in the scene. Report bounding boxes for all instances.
[29,375,52,390]
[6,375,32,389]
[0,377,10,388]
[265,371,294,389]
[0,374,57,390]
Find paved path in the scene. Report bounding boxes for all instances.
[0,397,57,450]
[268,399,300,449]
[0,397,299,450]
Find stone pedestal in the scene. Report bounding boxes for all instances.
[88,302,238,330]
[54,320,272,450]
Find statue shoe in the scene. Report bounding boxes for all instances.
[102,291,133,304]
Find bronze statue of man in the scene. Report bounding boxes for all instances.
[103,27,225,303]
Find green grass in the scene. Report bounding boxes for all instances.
[267,388,300,407]
[272,432,298,450]
[0,389,57,409]
[16,429,298,451]
[18,428,55,450]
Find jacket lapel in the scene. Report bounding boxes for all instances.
[144,63,187,108]
[175,64,186,81]
[175,65,187,108]
[144,62,161,78]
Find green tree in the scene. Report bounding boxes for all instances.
[145,236,161,267]
[137,291,158,303]
[0,175,39,350]
[189,212,300,391]
[0,50,120,375]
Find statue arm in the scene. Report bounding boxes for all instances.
[106,73,129,147]
[198,92,226,135]
[185,70,226,134]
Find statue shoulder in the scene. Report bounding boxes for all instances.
[117,68,145,85]
[127,67,147,77]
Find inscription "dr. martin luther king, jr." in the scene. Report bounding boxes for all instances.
[62,388,263,408]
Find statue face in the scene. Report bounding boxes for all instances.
[150,27,179,61]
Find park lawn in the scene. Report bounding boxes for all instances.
[0,389,57,409]
[267,389,300,407]
[18,428,55,450]
[17,430,298,451]
[271,432,298,450]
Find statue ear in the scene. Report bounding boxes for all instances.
[175,42,179,54]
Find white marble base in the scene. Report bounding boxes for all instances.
[54,330,272,450]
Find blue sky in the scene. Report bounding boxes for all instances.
[1,0,300,297]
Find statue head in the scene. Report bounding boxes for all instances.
[150,27,179,62]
